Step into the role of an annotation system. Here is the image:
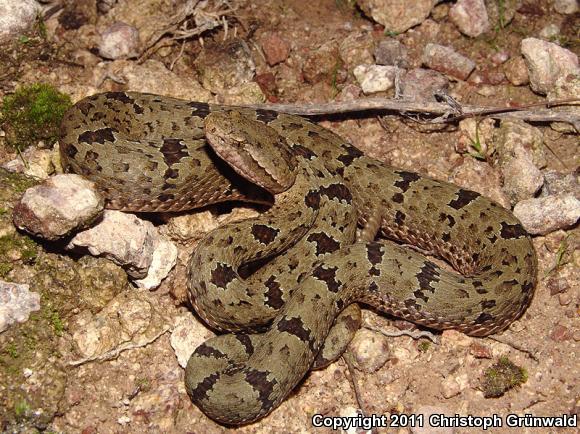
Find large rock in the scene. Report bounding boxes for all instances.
[13,174,104,241]
[0,0,40,43]
[521,38,579,94]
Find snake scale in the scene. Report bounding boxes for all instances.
[59,92,537,425]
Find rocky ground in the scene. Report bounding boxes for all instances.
[0,0,578,433]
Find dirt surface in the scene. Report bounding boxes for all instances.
[0,0,578,433]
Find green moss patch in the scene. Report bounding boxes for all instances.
[482,356,528,398]
[1,83,71,151]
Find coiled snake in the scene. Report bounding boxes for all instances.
[60,92,537,425]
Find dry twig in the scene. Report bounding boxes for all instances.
[247,98,580,129]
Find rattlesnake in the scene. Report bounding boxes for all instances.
[59,92,537,425]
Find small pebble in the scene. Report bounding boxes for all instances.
[550,324,571,342]
[99,22,140,59]
[470,343,493,359]
[559,292,572,306]
[503,56,530,86]
[400,68,449,101]
[422,43,476,80]
[539,24,561,41]
[0,280,41,333]
[353,64,398,94]
[553,0,579,14]
[541,170,579,199]
[374,39,408,67]
[259,32,290,66]
[347,328,390,373]
[449,0,491,37]
[356,0,435,33]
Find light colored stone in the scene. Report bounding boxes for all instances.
[134,237,177,290]
[99,22,140,59]
[353,64,398,94]
[356,0,436,33]
[521,37,580,94]
[68,210,175,282]
[13,174,104,241]
[539,23,561,41]
[166,211,219,241]
[541,170,579,199]
[514,194,580,235]
[442,373,469,398]
[547,74,580,133]
[554,0,579,14]
[0,281,40,333]
[347,328,391,373]
[501,157,544,204]
[170,314,214,368]
[493,119,546,204]
[449,0,491,37]
[0,0,40,43]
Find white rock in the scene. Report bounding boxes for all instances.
[347,328,390,373]
[449,0,491,38]
[554,0,579,14]
[0,0,40,43]
[13,174,104,241]
[99,22,140,59]
[0,280,40,333]
[521,37,580,94]
[353,64,398,94]
[514,194,580,235]
[68,210,174,281]
[170,314,214,368]
[134,237,178,290]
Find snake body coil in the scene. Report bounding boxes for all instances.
[60,92,537,425]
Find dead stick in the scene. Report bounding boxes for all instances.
[247,98,580,127]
